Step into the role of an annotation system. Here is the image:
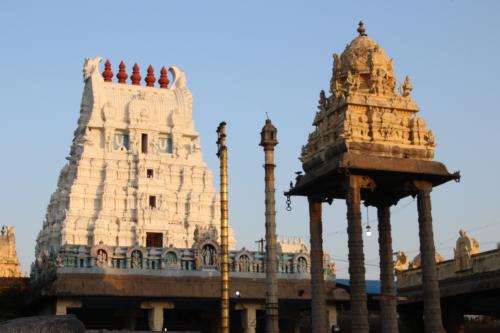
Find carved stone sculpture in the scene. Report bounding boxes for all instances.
[454,229,480,271]
[411,251,444,269]
[394,250,409,271]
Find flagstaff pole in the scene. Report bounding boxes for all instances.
[217,122,230,333]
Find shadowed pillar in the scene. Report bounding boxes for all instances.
[377,204,398,333]
[308,196,328,333]
[346,175,369,332]
[415,180,444,333]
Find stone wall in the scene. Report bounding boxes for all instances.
[397,249,500,290]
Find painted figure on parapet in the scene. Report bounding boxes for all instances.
[454,229,480,272]
[394,250,410,272]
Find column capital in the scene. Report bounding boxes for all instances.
[410,180,433,192]
[364,194,400,208]
[235,303,264,311]
[140,300,175,310]
[345,175,376,191]
[307,195,333,204]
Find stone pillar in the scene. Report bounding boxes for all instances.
[236,303,263,333]
[414,180,444,333]
[377,205,398,333]
[327,304,338,331]
[260,119,279,333]
[55,298,82,315]
[346,175,369,333]
[140,300,174,332]
[308,196,328,333]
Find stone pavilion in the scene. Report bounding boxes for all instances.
[286,22,459,333]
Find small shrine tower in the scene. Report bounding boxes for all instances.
[286,22,459,333]
[0,225,21,278]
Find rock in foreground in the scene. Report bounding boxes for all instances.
[0,315,84,333]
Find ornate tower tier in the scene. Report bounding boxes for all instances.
[301,22,435,172]
[36,57,235,260]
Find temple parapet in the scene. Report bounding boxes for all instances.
[31,226,336,283]
[396,230,493,290]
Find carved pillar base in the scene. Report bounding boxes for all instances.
[415,180,444,333]
[140,300,174,332]
[308,196,328,333]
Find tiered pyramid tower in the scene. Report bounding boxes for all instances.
[36,57,235,260]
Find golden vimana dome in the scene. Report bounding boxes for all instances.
[302,21,436,169]
[330,21,397,98]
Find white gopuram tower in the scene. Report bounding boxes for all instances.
[36,57,235,260]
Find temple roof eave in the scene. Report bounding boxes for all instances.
[286,152,460,201]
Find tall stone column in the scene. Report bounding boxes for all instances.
[346,175,369,333]
[260,119,279,333]
[414,180,444,333]
[308,196,328,333]
[377,204,398,333]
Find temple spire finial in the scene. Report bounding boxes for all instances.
[131,63,141,85]
[357,21,367,36]
[102,60,113,82]
[116,61,128,84]
[145,65,156,87]
[158,66,170,88]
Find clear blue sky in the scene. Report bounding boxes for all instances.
[0,1,499,279]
